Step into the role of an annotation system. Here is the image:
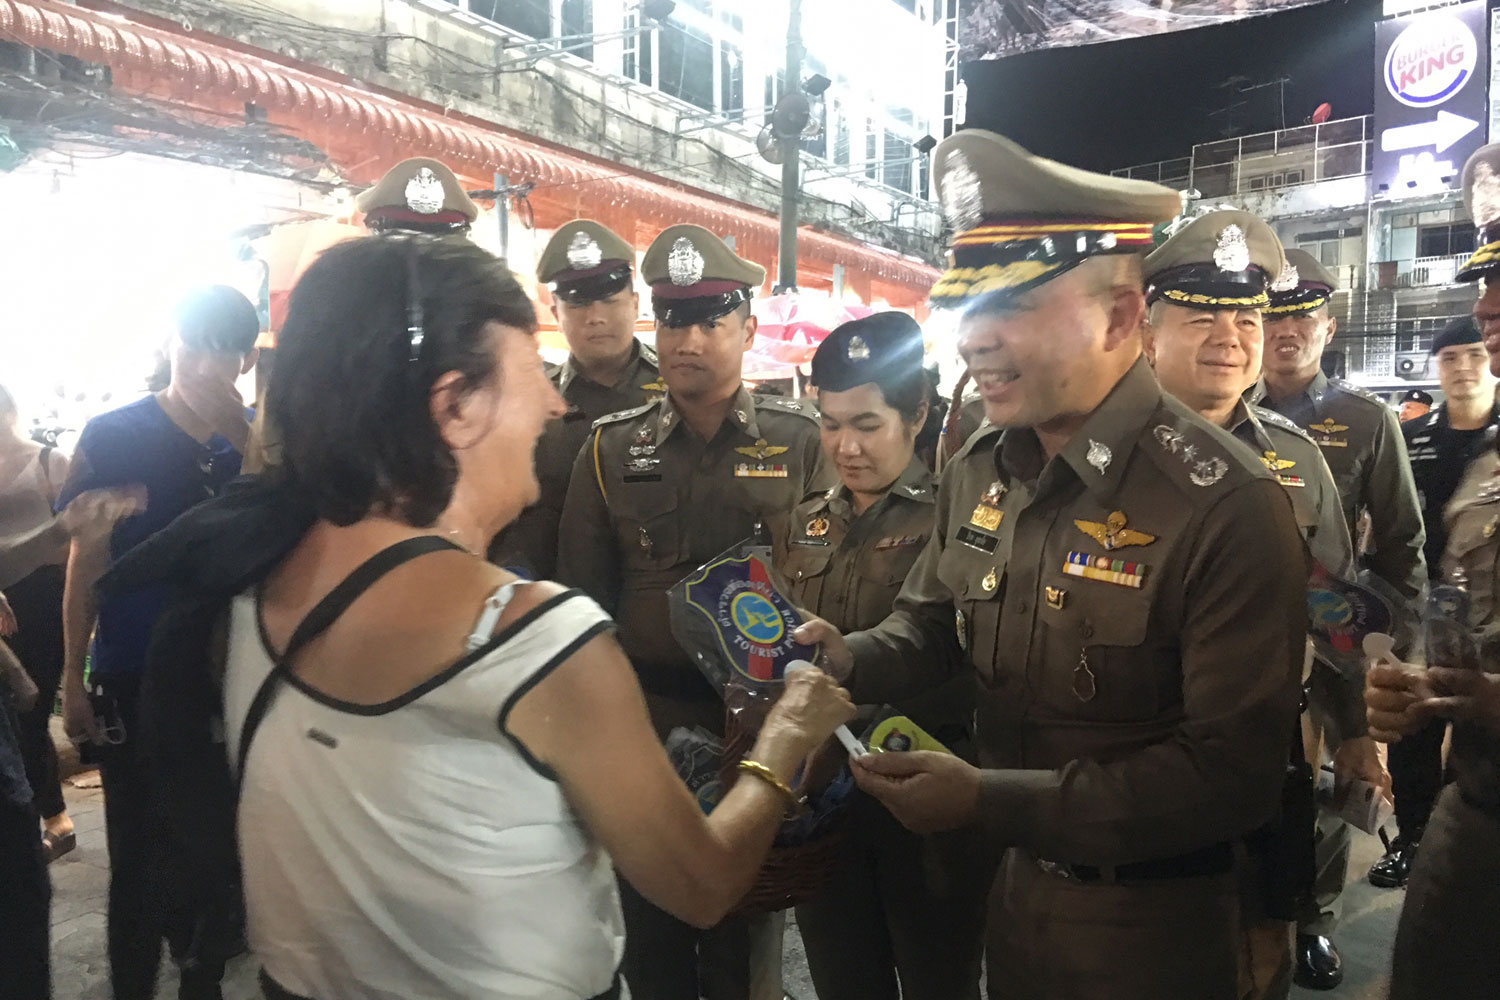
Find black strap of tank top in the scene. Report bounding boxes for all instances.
[234,534,463,792]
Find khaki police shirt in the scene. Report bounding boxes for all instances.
[846,357,1307,867]
[556,386,833,702]
[1228,401,1365,742]
[490,341,662,579]
[1437,440,1500,811]
[776,457,972,739]
[1250,370,1426,599]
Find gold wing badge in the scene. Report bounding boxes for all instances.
[1074,511,1156,551]
[736,439,789,460]
[1260,451,1296,471]
[1308,419,1348,435]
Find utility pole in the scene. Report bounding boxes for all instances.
[775,0,802,294]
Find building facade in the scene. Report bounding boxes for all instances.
[1116,114,1473,393]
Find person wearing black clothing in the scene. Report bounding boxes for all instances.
[59,287,258,1000]
[1370,317,1500,889]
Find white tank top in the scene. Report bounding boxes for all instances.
[224,585,625,1000]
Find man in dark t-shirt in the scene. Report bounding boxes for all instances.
[1372,317,1500,890]
[57,285,259,1000]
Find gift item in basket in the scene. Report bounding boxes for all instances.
[664,726,726,814]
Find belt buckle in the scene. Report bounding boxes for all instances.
[1036,858,1074,880]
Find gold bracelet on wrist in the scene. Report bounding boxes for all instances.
[737,758,799,810]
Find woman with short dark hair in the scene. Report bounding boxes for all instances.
[219,235,854,1000]
[775,312,994,1000]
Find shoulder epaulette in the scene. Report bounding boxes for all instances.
[1251,404,1314,441]
[1147,397,1266,490]
[591,399,659,429]
[1328,378,1387,408]
[755,395,820,421]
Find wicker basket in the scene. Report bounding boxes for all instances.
[719,708,847,916]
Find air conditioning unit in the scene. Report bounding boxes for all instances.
[1394,351,1429,380]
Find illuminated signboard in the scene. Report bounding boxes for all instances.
[1373,0,1489,199]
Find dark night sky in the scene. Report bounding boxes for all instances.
[962,0,1396,171]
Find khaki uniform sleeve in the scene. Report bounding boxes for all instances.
[976,479,1305,865]
[845,467,966,703]
[1362,406,1427,600]
[555,428,622,614]
[1307,450,1367,742]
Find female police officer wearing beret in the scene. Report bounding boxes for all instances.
[775,313,992,1000]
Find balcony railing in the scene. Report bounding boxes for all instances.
[1112,116,1372,198]
[1369,252,1472,289]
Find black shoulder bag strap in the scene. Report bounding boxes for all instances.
[233,534,462,792]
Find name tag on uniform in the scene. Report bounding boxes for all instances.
[625,473,663,483]
[956,526,998,554]
[793,538,830,547]
[734,462,789,478]
[1063,551,1147,589]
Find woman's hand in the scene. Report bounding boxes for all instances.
[757,667,856,766]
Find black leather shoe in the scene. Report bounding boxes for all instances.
[1368,832,1420,888]
[1295,934,1343,990]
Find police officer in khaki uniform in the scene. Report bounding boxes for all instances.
[489,220,661,578]
[243,158,481,474]
[797,130,1309,1000]
[775,313,993,1000]
[555,224,832,1000]
[1141,210,1360,999]
[1251,246,1422,988]
[1366,141,1500,1000]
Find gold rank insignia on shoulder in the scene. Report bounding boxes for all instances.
[1074,511,1155,551]
[736,438,789,460]
[1260,451,1295,472]
[805,516,830,537]
[640,380,667,393]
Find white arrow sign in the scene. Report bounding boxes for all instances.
[1380,110,1481,154]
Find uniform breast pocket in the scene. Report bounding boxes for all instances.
[616,485,685,570]
[856,537,925,587]
[939,543,1009,682]
[781,543,834,585]
[1041,605,1164,722]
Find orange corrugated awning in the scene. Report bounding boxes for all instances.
[0,0,939,300]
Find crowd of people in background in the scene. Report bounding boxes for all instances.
[2,134,1499,1000]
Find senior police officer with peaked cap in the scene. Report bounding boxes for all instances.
[244,157,482,475]
[1251,243,1424,988]
[555,223,832,1000]
[776,312,996,1000]
[1143,210,1361,998]
[795,130,1309,1000]
[1368,140,1500,1000]
[489,220,661,579]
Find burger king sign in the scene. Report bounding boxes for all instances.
[1384,12,1478,108]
